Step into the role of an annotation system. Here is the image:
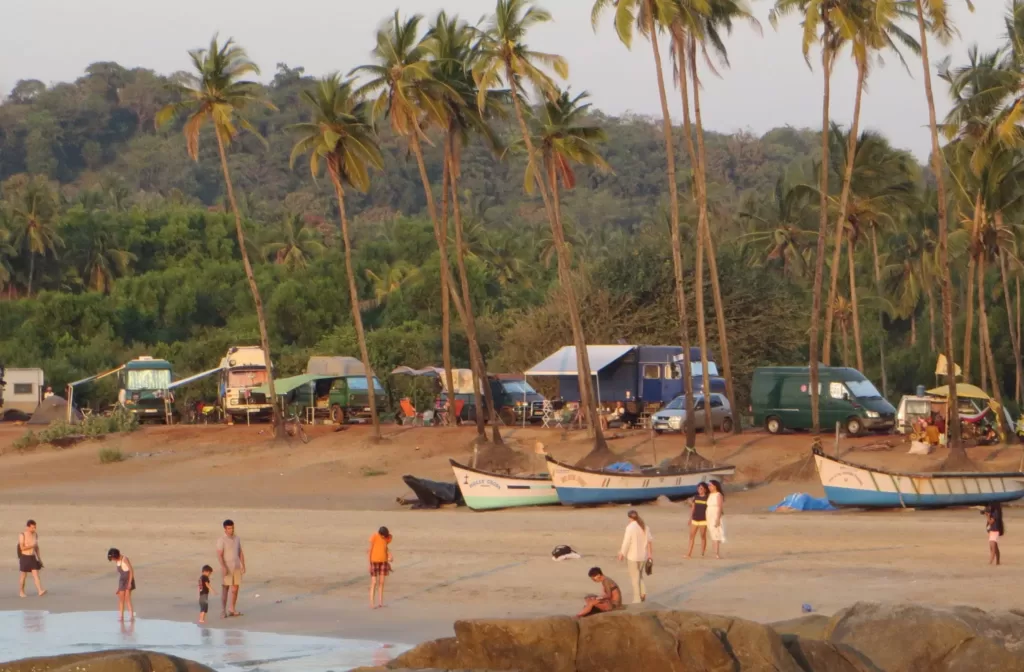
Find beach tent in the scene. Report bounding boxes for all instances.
[28,395,83,425]
[307,356,371,377]
[927,383,990,400]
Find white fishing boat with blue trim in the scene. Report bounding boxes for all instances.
[450,460,559,511]
[813,447,1024,508]
[545,456,735,506]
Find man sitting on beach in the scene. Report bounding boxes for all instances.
[576,567,621,618]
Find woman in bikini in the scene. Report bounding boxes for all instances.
[685,483,709,559]
[107,548,135,622]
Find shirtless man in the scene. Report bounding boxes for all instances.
[18,520,46,598]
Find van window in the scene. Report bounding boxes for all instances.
[664,364,680,380]
[829,382,847,400]
[13,383,33,395]
[643,365,661,380]
[693,397,705,410]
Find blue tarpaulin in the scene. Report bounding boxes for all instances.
[604,462,636,473]
[769,493,836,512]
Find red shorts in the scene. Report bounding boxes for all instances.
[370,562,391,577]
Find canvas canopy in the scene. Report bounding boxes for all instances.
[525,345,635,376]
[28,395,83,425]
[307,356,369,377]
[927,384,991,401]
[168,365,223,390]
[252,373,332,397]
[391,366,477,395]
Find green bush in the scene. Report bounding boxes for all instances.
[99,447,125,464]
[11,431,40,451]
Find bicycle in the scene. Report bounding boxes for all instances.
[284,411,309,444]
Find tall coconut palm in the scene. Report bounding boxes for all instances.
[0,219,17,295]
[2,174,62,296]
[261,214,326,270]
[770,0,857,433]
[476,0,613,459]
[910,0,963,453]
[155,36,283,434]
[288,73,385,440]
[592,0,702,450]
[82,230,136,293]
[821,0,919,368]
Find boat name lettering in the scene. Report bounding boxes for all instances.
[468,478,501,490]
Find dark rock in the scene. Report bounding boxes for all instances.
[783,639,873,672]
[656,611,804,671]
[0,649,215,672]
[388,637,461,670]
[452,616,578,672]
[771,614,831,641]
[577,611,686,672]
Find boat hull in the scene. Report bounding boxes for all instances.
[546,458,735,506]
[450,461,558,511]
[814,450,1024,508]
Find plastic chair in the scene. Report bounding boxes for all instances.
[399,398,421,426]
[453,399,465,424]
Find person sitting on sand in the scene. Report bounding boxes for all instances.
[18,520,46,598]
[924,417,941,448]
[577,567,622,617]
[107,548,135,622]
[369,526,393,609]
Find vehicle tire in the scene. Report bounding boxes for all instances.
[765,416,783,435]
[330,404,345,425]
[722,416,734,433]
[846,416,864,437]
[654,429,664,435]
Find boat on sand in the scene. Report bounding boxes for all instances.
[545,456,735,506]
[449,460,558,511]
[813,447,1024,508]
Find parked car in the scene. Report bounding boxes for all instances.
[651,393,733,434]
[751,366,895,436]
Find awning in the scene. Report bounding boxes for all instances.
[391,366,477,394]
[253,373,334,397]
[525,345,635,376]
[927,383,991,401]
[168,365,224,390]
[307,356,370,377]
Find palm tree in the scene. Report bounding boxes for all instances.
[821,0,919,368]
[739,175,819,279]
[910,0,963,454]
[0,219,16,295]
[2,174,62,296]
[770,0,857,434]
[592,0,702,450]
[288,73,385,440]
[261,214,326,270]
[156,36,283,435]
[82,229,136,293]
[361,261,420,310]
[476,0,614,459]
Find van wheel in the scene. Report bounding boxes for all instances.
[846,417,863,437]
[765,417,783,435]
[722,417,734,433]
[330,404,345,425]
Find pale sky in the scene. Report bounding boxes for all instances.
[0,0,1006,159]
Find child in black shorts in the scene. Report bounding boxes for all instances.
[199,565,215,623]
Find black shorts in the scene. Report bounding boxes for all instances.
[199,595,209,613]
[19,553,42,573]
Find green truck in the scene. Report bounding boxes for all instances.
[751,366,895,436]
[119,356,174,422]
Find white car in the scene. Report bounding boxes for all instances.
[651,393,733,433]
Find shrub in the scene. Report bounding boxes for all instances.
[99,448,125,464]
[11,431,40,451]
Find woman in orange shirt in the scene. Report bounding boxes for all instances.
[368,526,393,609]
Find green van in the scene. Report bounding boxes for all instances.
[751,366,895,436]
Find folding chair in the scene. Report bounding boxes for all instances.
[453,399,466,424]
[399,398,421,426]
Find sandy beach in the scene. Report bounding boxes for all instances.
[0,423,1020,653]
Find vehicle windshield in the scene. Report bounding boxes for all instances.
[845,379,884,400]
[665,395,702,411]
[348,376,385,393]
[227,369,267,388]
[501,380,537,395]
[126,369,171,391]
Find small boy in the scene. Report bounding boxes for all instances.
[198,564,215,623]
[368,526,393,609]
[576,567,622,618]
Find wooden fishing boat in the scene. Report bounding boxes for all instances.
[450,460,559,511]
[813,447,1024,508]
[545,456,735,506]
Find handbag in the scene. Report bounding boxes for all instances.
[644,558,653,576]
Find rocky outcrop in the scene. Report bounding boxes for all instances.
[378,603,1024,672]
[0,649,215,672]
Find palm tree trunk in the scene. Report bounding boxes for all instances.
[1018,275,1022,404]
[911,314,917,346]
[27,252,35,296]
[847,235,864,371]
[997,230,1023,405]
[978,255,1010,436]
[963,192,983,383]
[841,320,850,367]
[927,285,937,352]
[914,0,962,454]
[439,146,457,424]
[664,30,698,450]
[809,41,834,435]
[870,228,888,397]
[215,132,281,435]
[448,133,487,439]
[330,173,381,441]
[503,62,607,455]
[823,63,866,366]
[409,131,503,444]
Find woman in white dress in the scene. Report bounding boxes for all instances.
[706,480,726,559]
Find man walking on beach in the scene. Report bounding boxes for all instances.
[17,520,46,598]
[216,519,245,618]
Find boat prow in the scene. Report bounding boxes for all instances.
[812,447,1024,509]
[545,455,735,506]
[449,459,558,511]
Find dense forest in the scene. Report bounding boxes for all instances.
[0,0,1021,449]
